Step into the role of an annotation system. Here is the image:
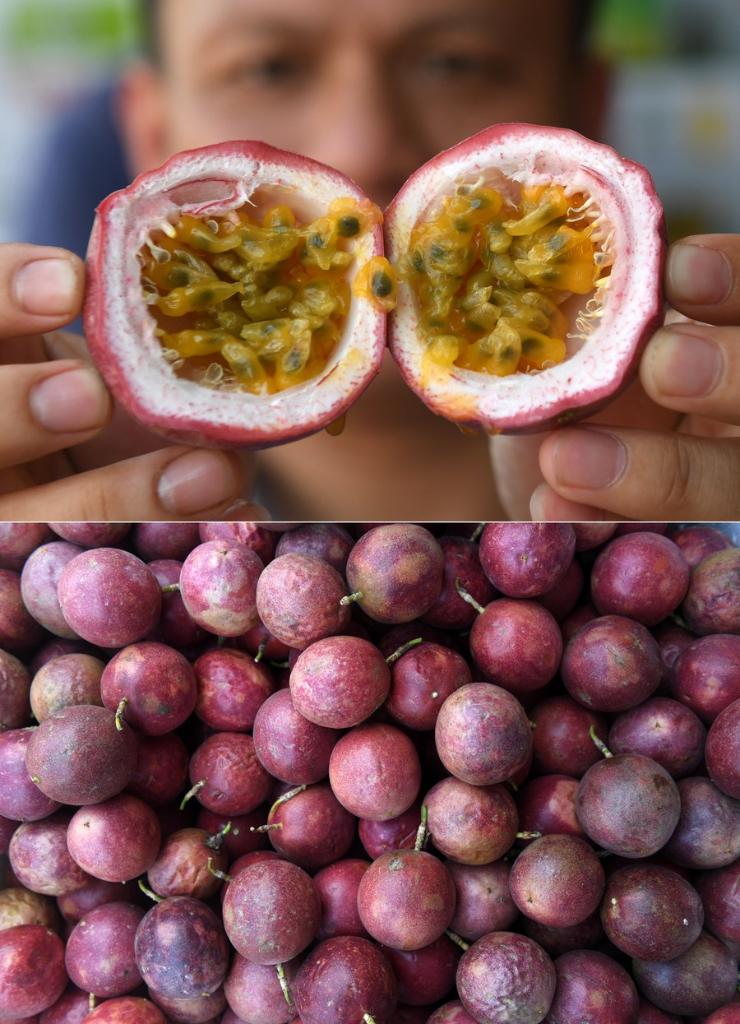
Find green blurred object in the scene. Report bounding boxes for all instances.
[8,0,140,57]
[593,0,669,60]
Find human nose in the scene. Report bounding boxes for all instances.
[302,48,422,208]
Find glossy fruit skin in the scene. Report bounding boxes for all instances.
[422,536,495,630]
[601,864,704,960]
[223,954,297,1024]
[562,615,661,712]
[8,815,88,896]
[0,728,61,822]
[252,688,338,785]
[470,600,562,694]
[135,896,228,998]
[222,859,321,964]
[290,635,390,728]
[608,697,706,778]
[694,861,740,946]
[329,723,421,821]
[382,934,460,1006]
[148,987,226,1024]
[65,902,144,996]
[295,935,398,1024]
[576,754,681,858]
[662,777,740,869]
[346,524,444,624]
[57,549,161,648]
[19,541,83,640]
[672,526,733,568]
[479,524,575,598]
[435,683,532,786]
[682,549,740,635]
[387,123,665,433]
[0,925,67,1018]
[510,834,605,928]
[265,783,356,871]
[87,997,166,1024]
[314,858,370,940]
[631,931,737,1017]
[127,733,189,807]
[530,696,607,778]
[672,635,740,723]
[591,533,690,627]
[357,848,456,951]
[358,802,422,859]
[517,775,583,840]
[703,699,740,797]
[386,642,472,731]
[276,523,353,572]
[101,642,197,736]
[425,777,518,864]
[447,861,517,941]
[520,912,604,958]
[85,140,385,449]
[57,876,139,924]
[457,931,557,1024]
[0,524,52,571]
[39,987,94,1024]
[67,795,161,883]
[25,705,137,806]
[545,949,639,1024]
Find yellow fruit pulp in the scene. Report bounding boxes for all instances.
[139,197,394,396]
[406,183,612,377]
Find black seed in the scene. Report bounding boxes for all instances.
[411,252,425,273]
[521,337,541,353]
[309,233,325,248]
[167,269,191,287]
[454,218,471,233]
[430,243,447,261]
[337,216,360,237]
[371,271,393,298]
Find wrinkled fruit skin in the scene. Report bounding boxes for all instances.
[631,931,737,1017]
[30,652,104,722]
[294,936,398,1024]
[386,123,665,433]
[425,777,518,864]
[545,949,639,1024]
[179,541,262,637]
[0,650,31,731]
[290,635,390,728]
[575,754,681,858]
[134,895,229,998]
[85,140,386,449]
[682,549,740,635]
[457,931,557,1024]
[329,722,421,821]
[188,731,271,815]
[193,647,273,733]
[562,615,661,712]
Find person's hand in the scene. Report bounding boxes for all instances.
[492,235,740,521]
[0,243,266,520]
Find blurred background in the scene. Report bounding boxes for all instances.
[1,0,740,251]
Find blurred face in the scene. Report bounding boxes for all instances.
[124,0,593,207]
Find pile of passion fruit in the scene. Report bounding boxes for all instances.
[85,125,664,445]
[0,520,738,1024]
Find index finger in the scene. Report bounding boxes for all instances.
[0,243,85,340]
[666,234,740,326]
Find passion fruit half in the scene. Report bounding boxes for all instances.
[386,123,666,433]
[85,141,391,448]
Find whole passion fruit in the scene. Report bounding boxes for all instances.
[386,123,664,433]
[85,141,389,447]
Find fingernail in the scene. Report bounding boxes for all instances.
[668,244,732,305]
[158,450,241,515]
[29,367,110,433]
[649,329,724,398]
[550,429,628,491]
[14,258,78,316]
[222,499,272,522]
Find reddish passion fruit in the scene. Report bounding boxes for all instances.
[386,123,665,433]
[85,141,390,448]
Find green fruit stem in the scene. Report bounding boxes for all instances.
[138,878,162,903]
[205,820,232,851]
[454,578,485,615]
[206,857,232,882]
[445,929,470,951]
[114,697,128,732]
[589,724,613,759]
[386,637,423,665]
[340,591,363,606]
[180,779,205,810]
[414,805,429,851]
[276,963,293,1007]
